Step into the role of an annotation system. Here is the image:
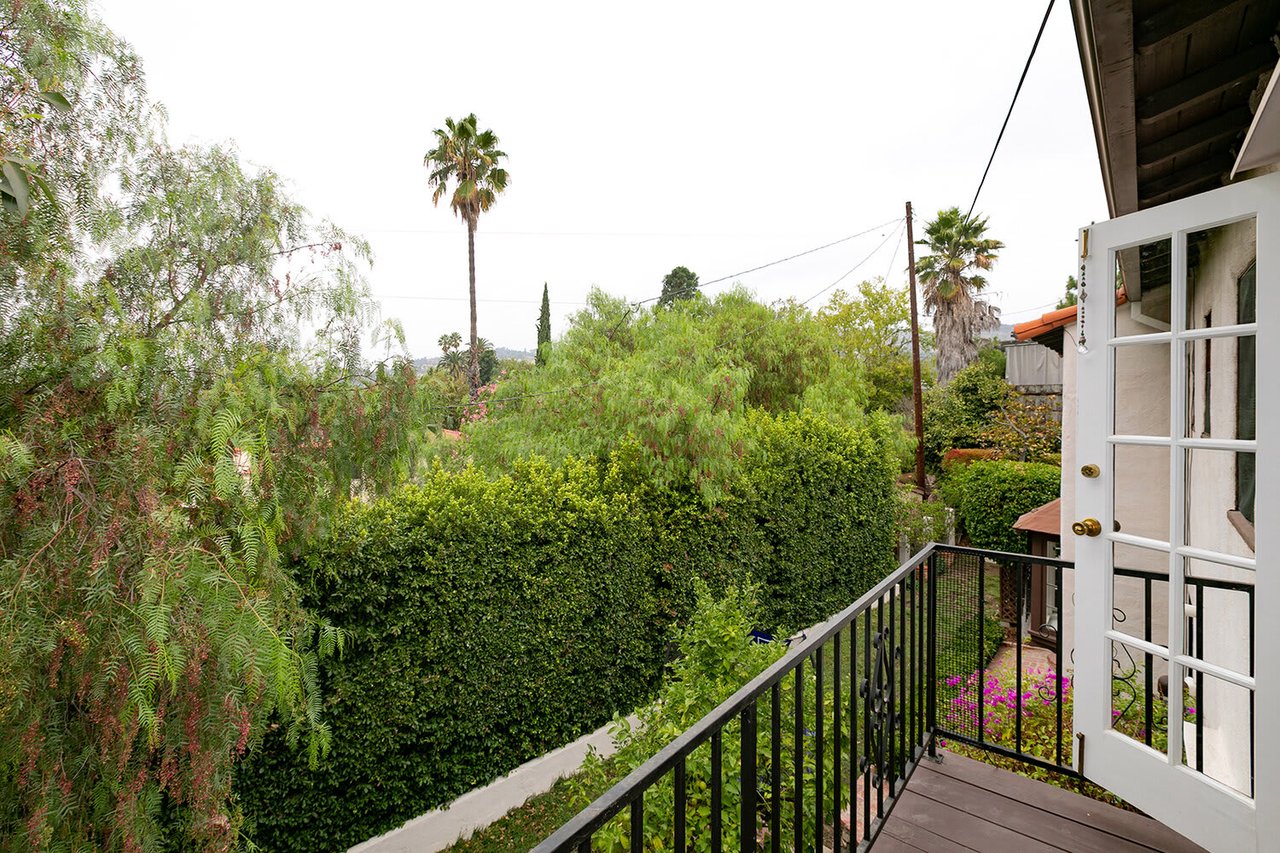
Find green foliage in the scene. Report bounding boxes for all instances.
[658,265,701,307]
[1057,275,1078,309]
[975,339,1007,377]
[938,461,1060,554]
[572,583,815,853]
[921,360,1012,470]
[537,283,552,366]
[944,668,1155,809]
[0,5,427,849]
[819,279,932,413]
[237,411,898,852]
[896,491,952,552]
[980,394,1062,463]
[457,287,870,502]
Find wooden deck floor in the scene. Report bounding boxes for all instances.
[873,751,1207,853]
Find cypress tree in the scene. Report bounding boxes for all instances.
[536,282,551,366]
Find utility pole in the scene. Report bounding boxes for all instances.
[905,202,928,498]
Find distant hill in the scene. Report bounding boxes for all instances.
[413,346,537,373]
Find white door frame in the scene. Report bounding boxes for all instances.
[1073,172,1280,853]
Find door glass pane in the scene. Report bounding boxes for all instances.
[1186,218,1256,331]
[1114,237,1172,336]
[1183,336,1254,441]
[1111,638,1168,757]
[1113,555,1169,649]
[1179,664,1254,798]
[1185,448,1256,556]
[1113,444,1170,542]
[1183,557,1255,676]
[1114,344,1170,435]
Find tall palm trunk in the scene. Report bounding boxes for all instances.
[466,218,479,394]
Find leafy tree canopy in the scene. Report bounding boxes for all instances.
[658,265,700,307]
[818,279,934,413]
[1057,275,1078,309]
[451,288,883,501]
[1,3,427,848]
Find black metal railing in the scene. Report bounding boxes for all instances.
[533,543,1255,851]
[928,545,1076,777]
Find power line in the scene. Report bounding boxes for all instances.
[635,217,903,305]
[797,224,903,308]
[966,0,1056,221]
[358,227,891,239]
[441,216,905,409]
[882,219,907,284]
[374,294,588,306]
[704,222,905,358]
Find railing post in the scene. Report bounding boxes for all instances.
[927,549,938,758]
[740,702,757,853]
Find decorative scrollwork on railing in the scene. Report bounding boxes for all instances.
[859,625,902,786]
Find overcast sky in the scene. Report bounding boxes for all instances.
[97,0,1106,359]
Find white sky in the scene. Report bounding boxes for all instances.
[96,0,1106,359]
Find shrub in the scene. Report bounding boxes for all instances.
[896,491,952,552]
[940,448,1002,470]
[942,667,1166,808]
[572,583,834,853]
[938,460,1060,554]
[980,394,1062,463]
[922,361,1012,470]
[238,412,898,852]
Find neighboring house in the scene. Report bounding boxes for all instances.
[1008,3,1280,849]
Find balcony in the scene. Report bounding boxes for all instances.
[533,545,1221,852]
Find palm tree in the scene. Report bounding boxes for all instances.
[424,114,510,393]
[914,208,1004,384]
[438,332,465,377]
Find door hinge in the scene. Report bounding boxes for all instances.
[1077,731,1086,775]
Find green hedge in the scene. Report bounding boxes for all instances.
[939,460,1060,554]
[237,411,897,852]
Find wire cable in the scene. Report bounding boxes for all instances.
[965,0,1056,222]
[634,216,902,305]
[441,217,905,409]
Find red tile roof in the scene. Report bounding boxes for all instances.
[1013,498,1062,536]
[1012,289,1130,343]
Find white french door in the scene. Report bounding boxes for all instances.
[1074,172,1280,853]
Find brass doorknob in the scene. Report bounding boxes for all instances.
[1072,518,1102,537]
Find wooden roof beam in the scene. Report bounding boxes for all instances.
[1135,0,1249,51]
[1138,154,1234,205]
[1137,106,1253,167]
[1137,42,1276,124]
